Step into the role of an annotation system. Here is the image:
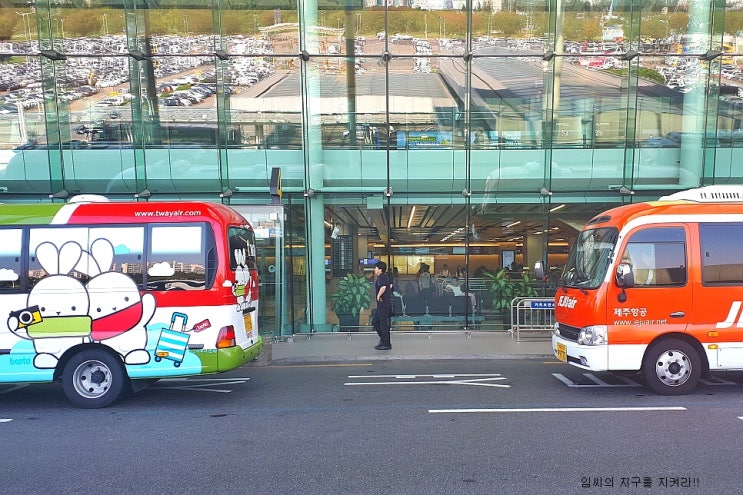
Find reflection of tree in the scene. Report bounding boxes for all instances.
[492,12,523,38]
[63,11,102,37]
[0,9,18,41]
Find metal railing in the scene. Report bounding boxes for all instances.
[510,297,555,341]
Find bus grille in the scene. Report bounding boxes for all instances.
[557,323,581,342]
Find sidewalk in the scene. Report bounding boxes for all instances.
[259,331,554,365]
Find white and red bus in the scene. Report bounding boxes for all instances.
[550,185,743,394]
[0,196,262,407]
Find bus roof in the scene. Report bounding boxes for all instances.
[586,186,743,230]
[0,200,249,227]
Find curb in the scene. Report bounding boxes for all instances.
[264,353,556,365]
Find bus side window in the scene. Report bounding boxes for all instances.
[701,223,743,285]
[0,229,23,291]
[147,224,207,291]
[205,227,217,288]
[625,227,686,287]
[88,226,145,289]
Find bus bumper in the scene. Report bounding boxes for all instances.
[552,334,609,371]
[216,335,264,372]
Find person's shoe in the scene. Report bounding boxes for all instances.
[374,344,392,350]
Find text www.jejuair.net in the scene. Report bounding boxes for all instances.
[613,319,669,326]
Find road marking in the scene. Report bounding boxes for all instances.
[699,376,737,386]
[429,406,687,414]
[0,384,30,394]
[552,373,643,388]
[554,372,738,388]
[0,419,12,423]
[272,363,373,368]
[346,373,510,388]
[154,378,250,393]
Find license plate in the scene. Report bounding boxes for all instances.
[556,342,567,362]
[243,314,253,332]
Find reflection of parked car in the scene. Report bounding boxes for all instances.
[641,130,743,148]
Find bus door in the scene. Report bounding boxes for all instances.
[608,225,691,345]
[232,205,286,339]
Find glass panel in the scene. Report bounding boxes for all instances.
[86,227,145,287]
[0,229,22,291]
[147,225,206,290]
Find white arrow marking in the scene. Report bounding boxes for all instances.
[345,374,510,388]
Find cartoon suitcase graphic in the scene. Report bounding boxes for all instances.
[154,312,190,367]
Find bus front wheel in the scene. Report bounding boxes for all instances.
[62,350,128,408]
[642,338,701,395]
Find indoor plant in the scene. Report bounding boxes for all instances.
[329,273,373,331]
[484,268,539,324]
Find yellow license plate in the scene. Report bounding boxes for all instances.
[556,342,567,362]
[243,314,253,332]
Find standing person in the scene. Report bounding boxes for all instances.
[372,261,393,350]
[417,263,433,300]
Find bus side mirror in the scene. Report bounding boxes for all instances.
[615,263,634,303]
[534,261,545,280]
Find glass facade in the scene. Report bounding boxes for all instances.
[1,0,742,336]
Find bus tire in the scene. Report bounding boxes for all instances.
[642,338,701,395]
[62,350,128,408]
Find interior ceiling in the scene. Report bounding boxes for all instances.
[325,203,602,245]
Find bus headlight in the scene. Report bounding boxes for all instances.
[553,322,560,336]
[578,325,607,346]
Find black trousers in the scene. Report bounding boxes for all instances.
[373,303,391,346]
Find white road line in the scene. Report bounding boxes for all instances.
[153,378,249,393]
[347,374,504,379]
[346,378,510,388]
[0,419,12,423]
[158,378,251,382]
[429,407,687,414]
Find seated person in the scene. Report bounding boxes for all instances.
[443,277,464,296]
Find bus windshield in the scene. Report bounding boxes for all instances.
[561,227,618,290]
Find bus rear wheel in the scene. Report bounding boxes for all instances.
[62,350,128,408]
[642,338,701,395]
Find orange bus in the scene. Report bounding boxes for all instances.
[0,197,262,407]
[551,185,743,394]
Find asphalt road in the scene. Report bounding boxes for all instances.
[2,359,742,494]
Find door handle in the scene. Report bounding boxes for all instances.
[669,312,685,318]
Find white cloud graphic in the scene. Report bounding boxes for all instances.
[0,268,19,281]
[148,262,175,277]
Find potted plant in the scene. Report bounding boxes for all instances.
[484,268,539,325]
[329,273,373,331]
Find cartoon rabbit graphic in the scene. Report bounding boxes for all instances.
[78,238,155,365]
[232,248,254,312]
[7,241,92,369]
